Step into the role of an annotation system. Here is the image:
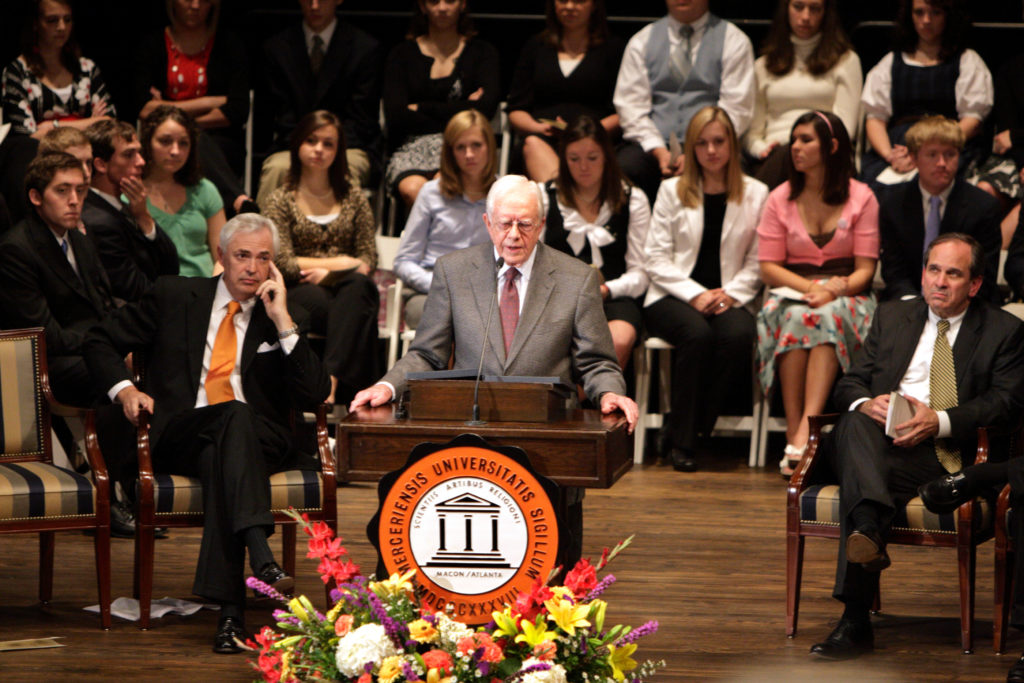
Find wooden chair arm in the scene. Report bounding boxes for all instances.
[789,413,839,491]
[312,403,335,480]
[972,426,991,466]
[135,410,156,521]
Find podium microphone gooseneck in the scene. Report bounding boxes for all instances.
[467,257,504,425]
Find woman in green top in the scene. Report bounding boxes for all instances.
[139,104,226,277]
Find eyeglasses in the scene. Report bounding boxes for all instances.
[495,219,538,233]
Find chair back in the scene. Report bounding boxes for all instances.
[0,328,50,462]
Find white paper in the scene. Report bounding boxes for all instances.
[769,286,807,301]
[875,166,917,186]
[885,391,916,438]
[84,596,219,621]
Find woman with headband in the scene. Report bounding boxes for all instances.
[755,110,879,477]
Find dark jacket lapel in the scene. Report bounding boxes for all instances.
[940,179,967,233]
[314,24,353,104]
[888,302,929,390]
[902,182,926,260]
[240,301,275,374]
[952,299,985,390]
[187,278,219,396]
[470,246,506,365]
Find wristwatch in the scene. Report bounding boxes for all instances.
[278,325,299,340]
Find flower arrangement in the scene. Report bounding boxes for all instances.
[246,510,665,683]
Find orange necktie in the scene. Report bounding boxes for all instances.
[205,301,241,404]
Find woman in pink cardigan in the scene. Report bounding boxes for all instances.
[756,110,879,476]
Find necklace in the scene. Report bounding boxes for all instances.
[300,185,336,200]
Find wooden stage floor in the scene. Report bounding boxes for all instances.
[1,439,1019,682]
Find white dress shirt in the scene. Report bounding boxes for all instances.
[50,227,78,275]
[919,180,955,224]
[496,245,539,317]
[303,18,337,55]
[614,11,755,152]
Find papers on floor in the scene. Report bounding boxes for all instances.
[0,637,64,651]
[885,392,916,438]
[84,596,219,622]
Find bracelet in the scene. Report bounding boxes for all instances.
[278,325,299,340]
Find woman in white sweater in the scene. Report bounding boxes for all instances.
[744,0,861,189]
[644,106,768,472]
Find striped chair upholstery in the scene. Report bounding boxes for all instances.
[786,414,996,654]
[0,461,96,521]
[151,470,324,516]
[0,333,43,458]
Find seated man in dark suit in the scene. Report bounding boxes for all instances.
[83,120,178,302]
[84,213,330,654]
[878,116,1002,302]
[809,233,1024,661]
[257,0,382,204]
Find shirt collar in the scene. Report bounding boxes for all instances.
[303,18,336,53]
[494,244,539,283]
[213,276,257,315]
[666,10,709,35]
[927,303,968,329]
[919,179,954,207]
[91,186,122,210]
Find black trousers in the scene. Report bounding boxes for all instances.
[289,272,381,404]
[615,141,662,206]
[198,130,246,211]
[643,297,755,451]
[153,401,291,605]
[830,410,946,606]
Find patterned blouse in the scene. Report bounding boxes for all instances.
[1,55,115,135]
[264,184,378,285]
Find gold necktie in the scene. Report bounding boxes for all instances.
[929,319,960,472]
[205,301,241,404]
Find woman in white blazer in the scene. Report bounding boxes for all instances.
[644,106,769,472]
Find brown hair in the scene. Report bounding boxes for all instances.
[140,105,201,186]
[540,0,609,48]
[407,0,475,38]
[760,0,852,76]
[84,119,137,161]
[676,106,744,209]
[555,115,627,213]
[896,0,969,62]
[786,110,854,206]
[438,109,496,199]
[25,151,85,200]
[38,126,90,155]
[21,0,81,78]
[286,110,350,200]
[904,115,965,154]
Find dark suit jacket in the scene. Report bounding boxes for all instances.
[1004,208,1024,301]
[834,298,1024,458]
[381,242,626,403]
[262,20,382,163]
[82,190,179,303]
[83,276,330,447]
[878,179,1002,302]
[0,213,115,358]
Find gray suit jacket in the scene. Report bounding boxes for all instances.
[382,242,625,402]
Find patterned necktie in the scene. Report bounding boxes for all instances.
[205,301,242,404]
[670,24,694,84]
[929,319,961,472]
[923,195,941,257]
[310,34,325,76]
[499,268,520,356]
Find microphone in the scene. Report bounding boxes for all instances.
[467,257,504,425]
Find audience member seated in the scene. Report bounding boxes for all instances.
[394,109,495,328]
[1,0,115,223]
[84,119,179,302]
[383,0,499,209]
[133,0,256,216]
[756,111,879,477]
[140,105,226,278]
[643,106,767,473]
[971,53,1024,247]
[808,233,1024,662]
[744,0,861,189]
[38,126,92,185]
[262,110,379,406]
[543,115,650,369]
[259,0,382,204]
[860,0,992,187]
[878,115,1001,302]
[507,0,624,183]
[83,213,331,655]
[613,0,755,204]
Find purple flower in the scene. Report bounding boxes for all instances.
[246,575,289,603]
[507,662,553,680]
[617,620,659,645]
[365,589,407,649]
[402,660,423,681]
[585,574,617,601]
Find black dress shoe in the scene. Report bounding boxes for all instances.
[846,528,890,571]
[1007,654,1024,682]
[918,472,972,514]
[213,616,252,654]
[254,561,294,596]
[110,502,136,538]
[809,618,874,660]
[669,448,698,472]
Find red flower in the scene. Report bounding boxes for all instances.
[801,335,809,344]
[357,675,372,683]
[457,633,503,662]
[422,649,454,673]
[565,558,598,599]
[514,576,553,622]
[802,312,821,327]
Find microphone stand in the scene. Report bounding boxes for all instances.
[467,257,504,425]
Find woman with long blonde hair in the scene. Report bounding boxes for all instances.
[643,106,769,472]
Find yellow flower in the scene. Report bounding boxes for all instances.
[371,569,417,598]
[377,655,404,683]
[288,597,309,623]
[514,618,555,648]
[608,642,638,681]
[491,607,521,640]
[548,586,573,603]
[544,597,591,637]
[408,618,439,643]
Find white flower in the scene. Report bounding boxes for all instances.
[434,612,474,649]
[519,657,568,683]
[334,623,399,677]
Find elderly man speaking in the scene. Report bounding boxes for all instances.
[350,174,638,427]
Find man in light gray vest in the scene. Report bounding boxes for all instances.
[613,0,754,203]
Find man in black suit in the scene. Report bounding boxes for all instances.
[84,213,330,653]
[83,120,178,302]
[809,234,1024,661]
[878,116,1002,302]
[257,0,382,204]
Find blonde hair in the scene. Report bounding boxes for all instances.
[676,107,744,209]
[439,110,497,199]
[904,115,965,155]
